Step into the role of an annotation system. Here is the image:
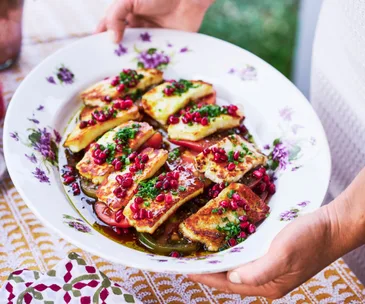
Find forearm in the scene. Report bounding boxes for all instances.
[321,168,365,258]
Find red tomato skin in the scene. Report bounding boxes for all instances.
[94,201,131,228]
[141,132,163,149]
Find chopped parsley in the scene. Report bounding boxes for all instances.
[241,143,253,156]
[168,148,181,162]
[178,186,186,192]
[136,177,160,199]
[144,202,150,207]
[105,143,116,164]
[191,104,227,119]
[164,79,198,96]
[216,221,241,240]
[227,190,235,199]
[114,124,140,145]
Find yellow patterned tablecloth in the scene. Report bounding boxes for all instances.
[0,1,365,303]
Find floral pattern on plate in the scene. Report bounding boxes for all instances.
[63,214,92,234]
[280,201,311,221]
[134,46,171,70]
[229,65,258,81]
[46,65,75,85]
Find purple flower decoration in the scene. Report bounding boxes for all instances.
[272,142,289,170]
[25,153,37,164]
[46,76,56,84]
[310,137,317,146]
[228,68,236,74]
[68,221,91,233]
[30,128,57,163]
[180,47,189,53]
[28,118,40,124]
[230,246,244,253]
[57,66,74,85]
[10,132,19,141]
[33,167,50,184]
[137,48,170,70]
[53,130,62,144]
[263,144,270,150]
[291,166,301,172]
[298,201,310,207]
[140,32,151,42]
[37,105,44,111]
[279,209,298,221]
[291,124,303,134]
[114,43,128,56]
[208,260,221,264]
[167,42,173,47]
[279,107,294,122]
[239,65,257,81]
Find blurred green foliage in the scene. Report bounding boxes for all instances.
[199,0,299,78]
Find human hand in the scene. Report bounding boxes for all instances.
[190,168,365,299]
[95,0,214,43]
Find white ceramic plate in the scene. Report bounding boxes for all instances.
[3,29,331,274]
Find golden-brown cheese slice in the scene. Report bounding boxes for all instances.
[141,80,215,125]
[96,148,168,211]
[123,168,205,234]
[76,121,154,184]
[180,183,270,251]
[81,69,163,107]
[64,105,141,153]
[195,135,267,183]
[167,108,243,141]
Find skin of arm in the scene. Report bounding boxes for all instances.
[95,0,215,42]
[189,168,365,298]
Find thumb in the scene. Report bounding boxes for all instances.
[105,0,134,43]
[227,251,287,286]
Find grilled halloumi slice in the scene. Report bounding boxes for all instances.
[96,148,168,211]
[168,105,244,141]
[141,80,215,125]
[81,69,163,108]
[195,135,267,184]
[64,104,141,153]
[123,167,204,234]
[180,183,270,251]
[76,122,154,184]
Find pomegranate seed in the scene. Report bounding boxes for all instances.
[240,222,249,230]
[170,251,180,258]
[220,154,228,162]
[212,191,219,198]
[203,148,211,156]
[117,83,125,92]
[63,176,75,185]
[165,194,173,204]
[71,183,80,195]
[217,209,223,215]
[219,200,229,208]
[113,187,124,198]
[116,175,123,185]
[156,193,165,202]
[193,116,201,123]
[219,183,225,190]
[239,215,248,222]
[256,182,267,194]
[158,174,165,181]
[116,144,124,152]
[212,184,219,191]
[248,224,256,234]
[236,199,245,207]
[259,167,266,174]
[243,204,250,211]
[263,175,270,183]
[130,202,139,213]
[121,99,133,109]
[213,153,221,162]
[227,163,236,171]
[79,121,88,129]
[181,116,189,124]
[233,151,240,160]
[238,231,247,239]
[163,180,171,190]
[168,115,180,124]
[268,183,276,195]
[253,170,263,179]
[111,77,119,86]
[89,119,96,126]
[134,197,144,204]
[94,158,105,165]
[133,213,139,220]
[230,201,238,210]
[228,238,237,247]
[201,117,209,126]
[185,112,192,120]
[99,152,107,160]
[111,158,118,166]
[166,172,174,178]
[139,208,148,219]
[129,151,138,161]
[155,181,163,189]
[122,178,133,188]
[170,180,179,189]
[211,147,219,153]
[114,161,122,171]
[136,162,145,170]
[115,209,125,223]
[164,87,174,96]
[129,165,137,173]
[141,154,149,163]
[232,193,240,201]
[103,95,112,102]
[124,173,133,179]
[147,210,153,219]
[172,171,180,179]
[113,101,121,109]
[128,80,137,88]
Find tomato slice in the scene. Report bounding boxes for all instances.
[195,92,216,106]
[94,201,131,228]
[141,132,163,149]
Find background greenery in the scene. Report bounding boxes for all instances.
[199,0,299,79]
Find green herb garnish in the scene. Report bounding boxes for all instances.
[168,148,181,162]
[136,177,160,199]
[114,124,140,145]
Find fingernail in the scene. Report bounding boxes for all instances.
[229,272,241,284]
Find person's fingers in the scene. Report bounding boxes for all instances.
[95,18,107,33]
[105,0,134,43]
[227,251,288,287]
[188,273,229,291]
